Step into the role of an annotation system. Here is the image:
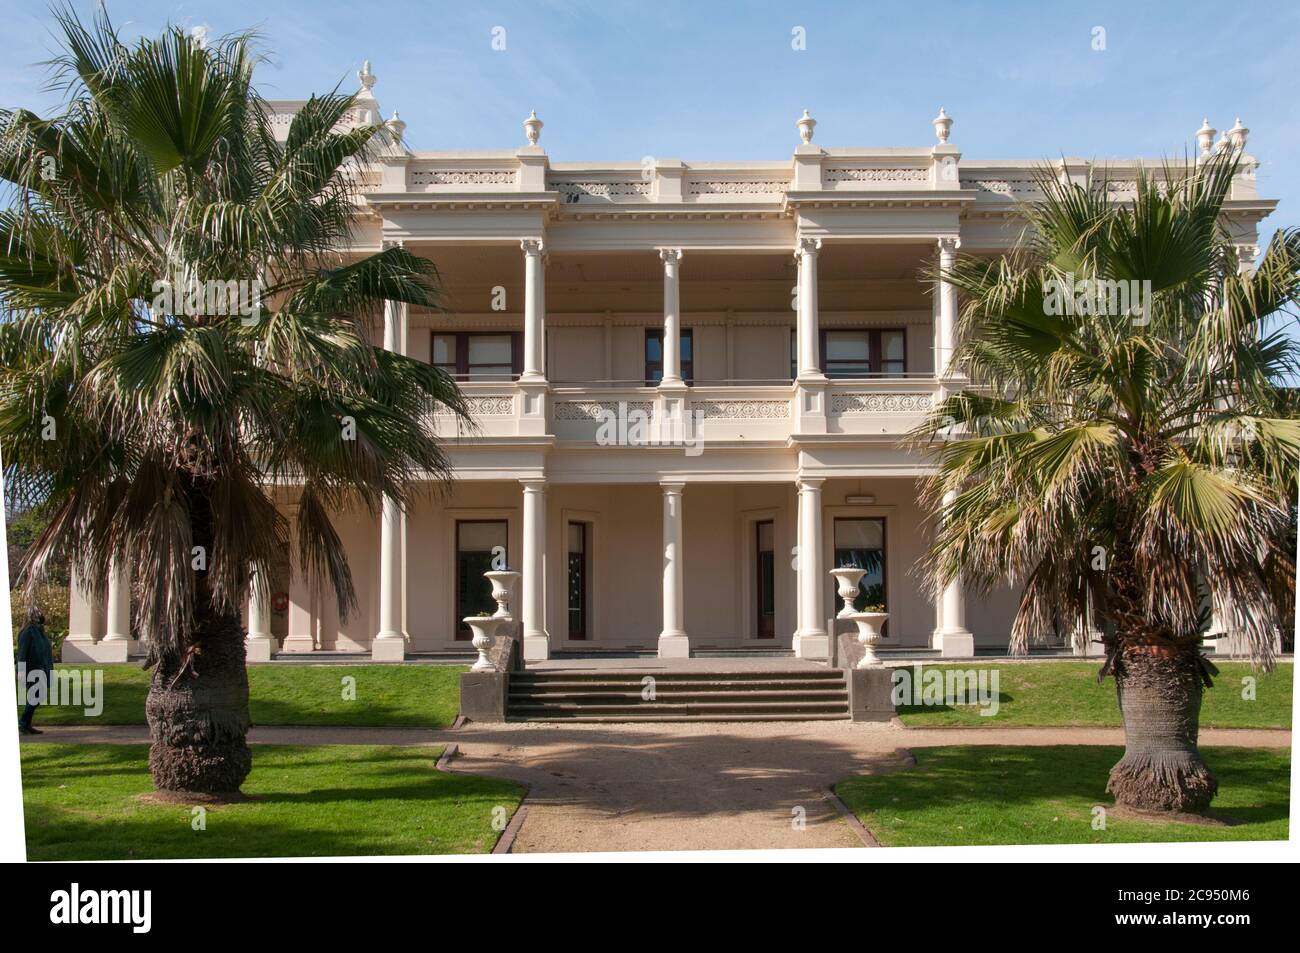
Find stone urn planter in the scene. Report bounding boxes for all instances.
[484,570,520,630]
[464,616,504,673]
[830,566,867,618]
[846,611,889,668]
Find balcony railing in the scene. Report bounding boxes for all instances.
[433,377,942,444]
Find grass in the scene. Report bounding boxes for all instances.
[23,663,465,727]
[21,743,525,859]
[892,661,1292,729]
[836,745,1290,847]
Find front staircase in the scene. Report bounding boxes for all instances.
[507,668,851,722]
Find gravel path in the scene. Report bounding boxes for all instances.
[21,721,1290,854]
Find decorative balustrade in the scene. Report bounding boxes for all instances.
[433,380,941,444]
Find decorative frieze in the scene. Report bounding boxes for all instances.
[551,180,651,202]
[692,399,790,419]
[554,399,655,420]
[824,167,929,185]
[434,395,515,416]
[967,177,1039,197]
[831,392,933,414]
[687,179,788,196]
[410,169,518,187]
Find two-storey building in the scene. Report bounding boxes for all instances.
[62,64,1275,665]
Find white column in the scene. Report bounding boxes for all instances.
[938,489,974,657]
[521,239,546,382]
[373,298,406,661]
[98,557,131,662]
[659,248,684,386]
[246,567,277,662]
[521,479,550,661]
[794,477,828,659]
[937,236,961,377]
[61,566,109,663]
[658,482,689,657]
[796,237,823,380]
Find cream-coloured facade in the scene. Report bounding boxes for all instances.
[62,66,1275,664]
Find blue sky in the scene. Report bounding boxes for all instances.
[1,0,1297,246]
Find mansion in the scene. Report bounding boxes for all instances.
[62,64,1275,664]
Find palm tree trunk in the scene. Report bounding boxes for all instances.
[144,474,253,796]
[145,605,252,795]
[1106,647,1217,813]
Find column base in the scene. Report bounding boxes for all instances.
[523,633,551,662]
[280,635,316,653]
[938,629,975,658]
[793,630,829,660]
[371,636,406,662]
[62,639,128,663]
[657,633,690,659]
[246,636,278,663]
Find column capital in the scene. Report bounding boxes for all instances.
[381,238,406,250]
[796,476,826,492]
[519,477,547,492]
[937,235,961,255]
[658,247,684,264]
[1234,243,1259,273]
[659,480,686,493]
[796,236,822,257]
[521,238,545,256]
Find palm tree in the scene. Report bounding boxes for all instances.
[0,10,465,796]
[918,152,1299,814]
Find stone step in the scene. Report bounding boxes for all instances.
[512,670,845,684]
[508,712,852,723]
[509,689,848,703]
[508,699,851,716]
[509,679,846,694]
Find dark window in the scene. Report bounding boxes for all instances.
[755,520,775,639]
[567,522,589,640]
[793,329,907,378]
[833,517,887,619]
[431,332,522,381]
[455,520,508,639]
[645,329,694,385]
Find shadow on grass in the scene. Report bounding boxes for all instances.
[834,745,1290,846]
[21,743,523,860]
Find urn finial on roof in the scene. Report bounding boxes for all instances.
[1196,118,1216,158]
[932,107,953,145]
[524,109,543,146]
[1228,116,1250,153]
[796,109,816,145]
[358,60,376,94]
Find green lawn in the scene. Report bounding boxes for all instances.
[21,743,524,859]
[24,663,464,727]
[892,661,1292,728]
[836,745,1290,847]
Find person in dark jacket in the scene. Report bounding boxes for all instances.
[16,608,54,735]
